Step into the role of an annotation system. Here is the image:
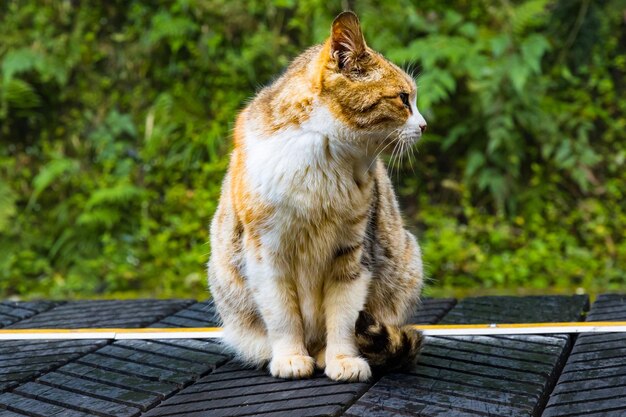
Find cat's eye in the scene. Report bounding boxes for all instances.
[399,92,410,109]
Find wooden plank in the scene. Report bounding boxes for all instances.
[9,300,192,329]
[165,372,346,400]
[146,382,364,415]
[548,385,626,407]
[141,298,456,417]
[421,340,552,375]
[542,293,626,417]
[0,410,31,417]
[0,392,92,417]
[411,362,543,396]
[345,398,482,417]
[552,373,626,393]
[441,295,588,325]
[345,295,588,417]
[0,339,99,355]
[0,345,108,363]
[0,300,228,417]
[77,352,197,386]
[37,372,162,411]
[0,339,109,392]
[362,376,530,415]
[14,382,141,416]
[95,344,211,374]
[0,301,58,329]
[417,348,550,385]
[408,298,456,324]
[59,362,178,395]
[146,389,360,417]
[429,335,560,363]
[397,370,536,403]
[116,339,225,364]
[150,299,220,329]
[0,299,195,417]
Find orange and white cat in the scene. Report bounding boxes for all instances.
[208,11,426,382]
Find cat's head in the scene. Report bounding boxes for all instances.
[317,11,426,150]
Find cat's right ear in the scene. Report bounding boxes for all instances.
[330,11,367,72]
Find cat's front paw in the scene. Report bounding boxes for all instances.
[325,355,371,382]
[269,354,315,379]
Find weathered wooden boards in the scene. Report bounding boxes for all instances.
[0,299,193,414]
[544,294,626,417]
[408,298,456,325]
[6,295,625,416]
[344,295,589,417]
[0,301,57,329]
[139,298,456,417]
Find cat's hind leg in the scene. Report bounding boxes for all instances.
[221,316,272,367]
[208,258,272,367]
[360,230,424,369]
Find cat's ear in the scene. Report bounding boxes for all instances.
[330,11,367,72]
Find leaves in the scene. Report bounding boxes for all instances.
[2,78,41,109]
[0,181,17,233]
[0,0,625,298]
[27,159,80,209]
[1,48,45,84]
[85,184,146,210]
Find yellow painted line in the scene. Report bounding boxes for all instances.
[1,322,626,340]
[411,321,626,336]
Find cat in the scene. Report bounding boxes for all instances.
[208,11,426,382]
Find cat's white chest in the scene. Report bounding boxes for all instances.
[243,122,372,264]
[244,128,362,216]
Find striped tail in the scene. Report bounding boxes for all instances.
[355,310,424,370]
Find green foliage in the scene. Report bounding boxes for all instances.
[417,186,626,293]
[0,0,625,298]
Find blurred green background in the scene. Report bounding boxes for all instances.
[1,0,625,300]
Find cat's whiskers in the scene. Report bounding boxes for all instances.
[407,141,417,176]
[367,139,394,172]
[374,128,400,155]
[400,144,406,178]
[388,139,402,179]
[367,128,400,171]
[397,140,406,179]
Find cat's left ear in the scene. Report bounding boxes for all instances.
[330,11,367,72]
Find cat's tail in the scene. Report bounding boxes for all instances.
[354,310,424,370]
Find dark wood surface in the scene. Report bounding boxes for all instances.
[141,298,455,417]
[543,294,626,417]
[344,295,588,417]
[0,295,621,416]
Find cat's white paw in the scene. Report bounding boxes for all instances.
[325,355,371,382]
[269,354,315,379]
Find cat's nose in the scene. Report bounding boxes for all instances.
[419,123,427,134]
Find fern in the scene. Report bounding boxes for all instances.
[85,184,146,209]
[2,78,41,109]
[27,159,80,209]
[1,48,44,84]
[1,47,68,86]
[77,207,122,229]
[511,0,550,35]
[0,181,17,233]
